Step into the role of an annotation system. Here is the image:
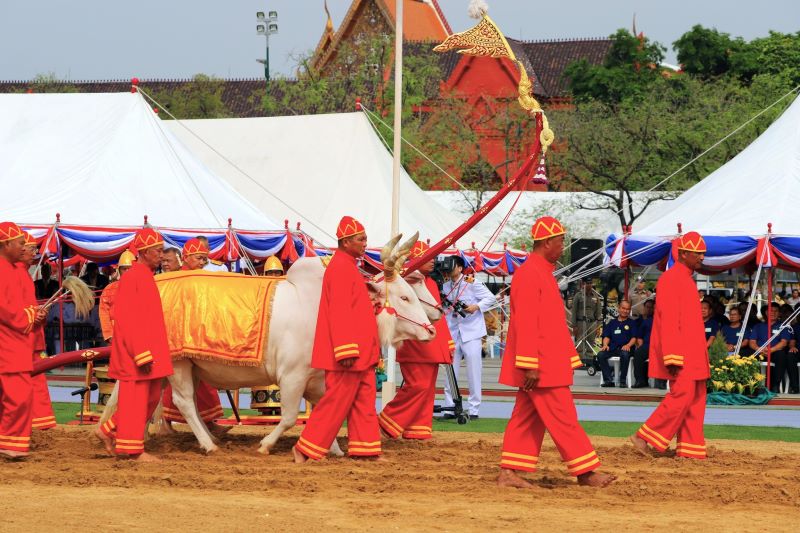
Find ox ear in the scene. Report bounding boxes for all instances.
[366,281,385,303]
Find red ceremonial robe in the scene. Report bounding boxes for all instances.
[17,263,56,430]
[380,276,453,439]
[637,261,709,458]
[98,281,119,342]
[498,253,600,477]
[101,262,173,455]
[0,256,36,453]
[296,251,381,460]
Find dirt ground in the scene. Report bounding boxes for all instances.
[1,425,798,532]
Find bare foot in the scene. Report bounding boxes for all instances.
[94,427,115,456]
[133,452,161,463]
[577,471,617,488]
[0,449,29,461]
[292,445,309,464]
[629,434,650,457]
[496,468,534,489]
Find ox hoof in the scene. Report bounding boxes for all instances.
[257,446,271,455]
[203,445,220,455]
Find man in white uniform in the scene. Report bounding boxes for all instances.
[442,256,496,419]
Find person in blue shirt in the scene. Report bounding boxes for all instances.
[632,299,654,388]
[785,322,800,394]
[748,305,793,393]
[701,300,721,349]
[598,300,637,387]
[721,307,751,354]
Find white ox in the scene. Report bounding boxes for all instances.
[100,234,439,455]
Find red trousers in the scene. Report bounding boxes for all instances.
[500,387,600,477]
[379,363,437,440]
[100,379,162,456]
[31,353,55,430]
[0,372,33,453]
[637,377,706,459]
[161,381,223,423]
[296,369,380,460]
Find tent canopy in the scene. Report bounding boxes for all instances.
[165,112,489,247]
[608,95,800,271]
[0,92,277,230]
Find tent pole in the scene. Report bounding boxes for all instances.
[767,268,773,390]
[58,249,65,354]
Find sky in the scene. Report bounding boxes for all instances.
[1,1,798,81]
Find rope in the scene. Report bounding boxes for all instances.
[750,303,800,359]
[135,88,337,243]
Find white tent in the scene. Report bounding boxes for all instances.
[0,92,277,230]
[630,95,800,238]
[165,112,489,247]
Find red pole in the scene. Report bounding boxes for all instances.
[767,268,773,389]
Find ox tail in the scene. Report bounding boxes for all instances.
[97,381,119,426]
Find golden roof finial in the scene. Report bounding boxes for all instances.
[324,0,334,34]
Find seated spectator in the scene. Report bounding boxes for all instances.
[713,298,730,327]
[738,301,761,330]
[785,326,800,394]
[787,289,800,308]
[721,307,752,355]
[748,305,793,393]
[80,262,109,291]
[34,262,60,300]
[779,303,795,327]
[598,300,637,387]
[702,300,721,349]
[632,299,654,388]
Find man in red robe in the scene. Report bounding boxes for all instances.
[95,228,173,461]
[0,222,47,459]
[293,216,381,462]
[497,217,616,488]
[630,232,709,459]
[18,232,56,431]
[160,238,224,431]
[379,240,454,440]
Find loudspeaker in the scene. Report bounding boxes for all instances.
[569,238,603,277]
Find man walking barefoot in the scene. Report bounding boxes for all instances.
[497,216,616,489]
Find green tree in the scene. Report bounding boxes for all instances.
[549,74,791,230]
[564,29,666,104]
[149,74,231,119]
[13,73,81,93]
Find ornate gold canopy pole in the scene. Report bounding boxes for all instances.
[403,5,554,276]
[433,10,554,155]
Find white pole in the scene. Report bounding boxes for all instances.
[383,0,403,405]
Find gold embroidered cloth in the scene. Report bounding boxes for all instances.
[155,271,281,366]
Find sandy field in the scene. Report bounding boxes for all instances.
[1,425,798,532]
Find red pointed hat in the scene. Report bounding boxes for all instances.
[677,231,706,253]
[336,216,365,239]
[531,216,566,241]
[410,240,429,258]
[183,237,209,256]
[23,231,37,246]
[0,221,24,243]
[133,228,164,252]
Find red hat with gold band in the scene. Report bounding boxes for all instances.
[132,228,164,253]
[531,216,566,241]
[676,231,706,253]
[0,221,25,243]
[23,231,38,246]
[182,237,209,256]
[336,215,365,240]
[409,240,429,258]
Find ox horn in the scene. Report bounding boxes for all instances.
[382,233,403,281]
[397,232,419,258]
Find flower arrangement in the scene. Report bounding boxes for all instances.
[708,333,765,395]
